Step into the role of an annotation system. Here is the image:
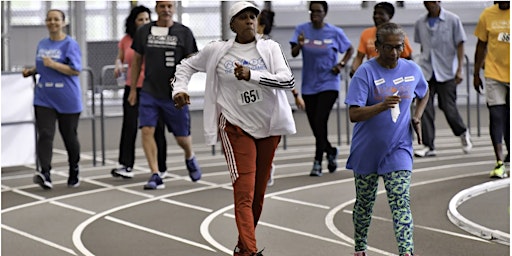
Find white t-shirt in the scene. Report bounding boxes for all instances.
[217,41,276,138]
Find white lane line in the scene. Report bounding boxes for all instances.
[2,138,497,256]
[72,184,226,256]
[225,212,353,247]
[50,201,96,215]
[105,216,216,252]
[2,224,78,255]
[202,161,493,255]
[3,186,215,255]
[1,187,113,214]
[342,210,491,243]
[270,195,331,209]
[116,187,155,198]
[160,198,213,213]
[325,170,491,256]
[10,188,46,200]
[200,178,356,254]
[200,204,235,255]
[0,150,494,185]
[199,160,495,256]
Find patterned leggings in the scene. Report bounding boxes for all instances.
[353,170,414,255]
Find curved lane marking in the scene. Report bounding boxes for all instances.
[447,178,510,245]
[201,161,495,255]
[2,150,497,255]
[72,185,225,256]
[326,165,492,256]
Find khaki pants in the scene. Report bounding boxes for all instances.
[218,114,280,254]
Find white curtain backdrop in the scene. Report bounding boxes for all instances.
[1,73,36,167]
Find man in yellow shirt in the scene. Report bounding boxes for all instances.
[473,1,510,178]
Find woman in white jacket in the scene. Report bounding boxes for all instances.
[172,2,295,255]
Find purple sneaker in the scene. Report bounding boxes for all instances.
[143,173,165,190]
[186,156,202,182]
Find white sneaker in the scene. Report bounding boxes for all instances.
[414,146,436,157]
[267,163,275,187]
[460,130,473,154]
[111,166,134,178]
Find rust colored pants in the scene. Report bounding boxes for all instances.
[218,114,280,255]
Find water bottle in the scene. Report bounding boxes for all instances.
[115,59,126,86]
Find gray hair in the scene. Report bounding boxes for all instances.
[375,22,405,45]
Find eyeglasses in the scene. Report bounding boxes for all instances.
[381,43,404,52]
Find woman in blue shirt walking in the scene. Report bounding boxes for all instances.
[290,1,354,176]
[22,9,82,189]
[345,23,429,256]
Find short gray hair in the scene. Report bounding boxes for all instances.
[375,22,405,45]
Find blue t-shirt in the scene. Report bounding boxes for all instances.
[34,35,82,113]
[344,58,428,175]
[290,22,351,95]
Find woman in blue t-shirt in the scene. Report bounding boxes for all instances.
[22,9,82,190]
[345,23,429,256]
[290,1,354,176]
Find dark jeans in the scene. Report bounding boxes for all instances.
[302,90,339,162]
[119,86,167,171]
[421,77,467,149]
[35,106,80,173]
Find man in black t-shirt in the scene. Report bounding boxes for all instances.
[128,1,201,190]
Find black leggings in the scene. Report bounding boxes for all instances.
[302,90,339,162]
[35,106,80,173]
[488,86,510,151]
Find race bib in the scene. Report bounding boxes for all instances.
[238,88,262,105]
[498,32,510,43]
[151,26,168,36]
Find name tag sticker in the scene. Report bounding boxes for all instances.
[238,88,263,106]
[498,32,510,43]
[393,77,404,85]
[374,78,385,86]
[404,76,415,82]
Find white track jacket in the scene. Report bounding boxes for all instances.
[172,38,297,145]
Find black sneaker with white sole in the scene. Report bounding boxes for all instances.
[414,146,436,157]
[68,167,80,188]
[327,147,339,173]
[33,172,53,190]
[111,166,134,179]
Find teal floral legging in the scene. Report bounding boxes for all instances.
[353,170,414,255]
